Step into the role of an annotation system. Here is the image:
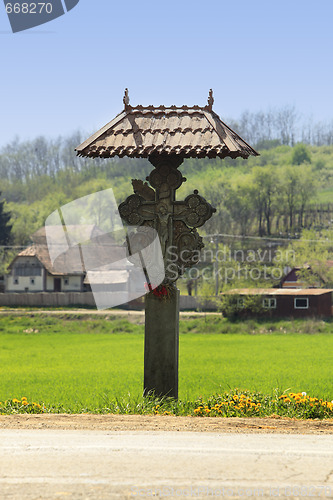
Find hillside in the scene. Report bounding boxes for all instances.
[0,137,332,246]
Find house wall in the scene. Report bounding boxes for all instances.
[7,256,45,292]
[45,274,82,292]
[6,274,44,292]
[7,269,82,293]
[225,292,333,318]
[264,293,332,317]
[315,293,333,316]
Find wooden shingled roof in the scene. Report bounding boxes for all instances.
[8,226,128,276]
[76,90,259,160]
[8,244,81,276]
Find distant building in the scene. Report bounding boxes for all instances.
[281,262,333,289]
[5,225,135,294]
[222,288,333,318]
[6,244,84,293]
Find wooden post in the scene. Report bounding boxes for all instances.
[144,289,179,399]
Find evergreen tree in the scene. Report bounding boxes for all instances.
[0,193,12,245]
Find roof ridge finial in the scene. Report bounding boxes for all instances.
[207,89,214,111]
[123,88,130,109]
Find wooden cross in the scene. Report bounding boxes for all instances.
[118,155,215,280]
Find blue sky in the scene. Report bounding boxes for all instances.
[1,0,333,147]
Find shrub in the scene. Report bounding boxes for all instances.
[219,294,264,319]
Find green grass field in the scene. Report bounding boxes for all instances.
[1,313,333,415]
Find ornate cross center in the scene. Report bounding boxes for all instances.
[118,155,216,282]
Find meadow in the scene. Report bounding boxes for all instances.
[1,313,333,418]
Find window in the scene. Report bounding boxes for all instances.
[294,298,309,309]
[14,262,42,277]
[263,298,277,309]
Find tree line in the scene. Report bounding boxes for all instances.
[202,143,333,237]
[1,105,333,184]
[203,165,317,237]
[0,126,332,246]
[0,132,151,185]
[229,106,333,148]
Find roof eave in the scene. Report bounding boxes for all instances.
[75,106,259,160]
[77,147,254,161]
[75,110,127,154]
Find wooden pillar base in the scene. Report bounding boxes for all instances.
[144,289,179,399]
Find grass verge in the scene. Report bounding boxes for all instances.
[1,390,333,419]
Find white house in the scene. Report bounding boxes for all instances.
[6,244,84,293]
[5,225,144,295]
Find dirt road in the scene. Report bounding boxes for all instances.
[1,413,333,434]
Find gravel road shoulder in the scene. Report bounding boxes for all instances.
[1,414,333,434]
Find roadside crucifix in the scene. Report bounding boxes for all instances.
[76,89,258,398]
[118,156,215,276]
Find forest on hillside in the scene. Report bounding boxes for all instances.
[0,136,332,245]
